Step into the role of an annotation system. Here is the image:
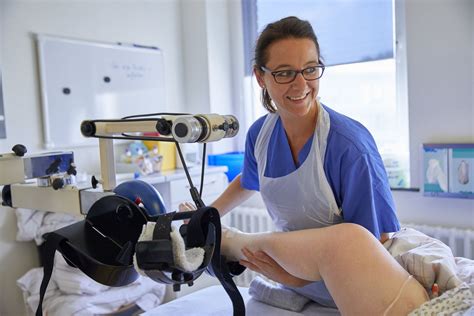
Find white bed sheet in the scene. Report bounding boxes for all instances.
[140,285,340,315]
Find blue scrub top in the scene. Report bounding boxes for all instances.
[241,104,400,239]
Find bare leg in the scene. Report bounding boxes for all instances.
[221,223,428,315]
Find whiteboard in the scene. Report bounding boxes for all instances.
[36,35,167,148]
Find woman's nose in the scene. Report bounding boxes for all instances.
[292,72,308,87]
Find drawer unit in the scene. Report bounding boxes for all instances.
[169,172,228,211]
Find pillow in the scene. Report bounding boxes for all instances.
[383,228,462,293]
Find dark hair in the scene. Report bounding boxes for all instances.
[254,16,322,113]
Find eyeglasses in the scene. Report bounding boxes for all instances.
[260,65,325,84]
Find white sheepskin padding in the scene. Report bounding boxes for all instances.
[170,226,205,272]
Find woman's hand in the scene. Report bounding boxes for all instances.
[240,247,311,288]
[179,202,196,212]
[178,202,196,224]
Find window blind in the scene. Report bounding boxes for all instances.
[243,0,394,73]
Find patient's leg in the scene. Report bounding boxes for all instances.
[221,223,428,315]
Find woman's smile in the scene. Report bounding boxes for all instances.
[287,91,311,101]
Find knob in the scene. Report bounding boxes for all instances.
[91,175,99,189]
[52,178,65,190]
[80,121,96,137]
[67,162,77,176]
[156,119,172,135]
[12,144,27,157]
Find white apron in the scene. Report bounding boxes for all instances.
[255,104,342,306]
[255,104,342,232]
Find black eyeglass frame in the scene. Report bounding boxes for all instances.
[259,64,325,84]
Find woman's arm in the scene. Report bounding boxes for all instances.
[210,174,255,217]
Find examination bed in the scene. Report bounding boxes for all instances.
[141,285,340,315]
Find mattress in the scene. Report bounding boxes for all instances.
[140,285,340,315]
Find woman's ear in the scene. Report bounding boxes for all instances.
[253,67,266,89]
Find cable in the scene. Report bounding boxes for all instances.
[121,112,190,119]
[199,144,207,197]
[176,142,205,208]
[83,134,175,142]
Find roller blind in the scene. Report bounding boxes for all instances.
[243,0,394,73]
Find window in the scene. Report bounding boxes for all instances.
[243,0,410,188]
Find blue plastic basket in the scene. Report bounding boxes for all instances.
[208,152,244,181]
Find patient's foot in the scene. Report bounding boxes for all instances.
[220,225,263,262]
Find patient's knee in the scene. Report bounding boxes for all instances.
[318,223,374,262]
[332,223,374,246]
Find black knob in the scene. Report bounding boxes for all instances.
[12,144,27,157]
[1,185,12,207]
[91,175,99,189]
[67,161,77,176]
[80,121,96,137]
[52,178,65,190]
[156,119,172,135]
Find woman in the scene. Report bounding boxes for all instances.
[182,16,416,311]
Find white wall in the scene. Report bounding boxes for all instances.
[394,0,474,228]
[0,1,184,314]
[180,0,238,154]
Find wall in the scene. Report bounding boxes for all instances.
[180,0,237,154]
[0,1,184,314]
[394,0,474,228]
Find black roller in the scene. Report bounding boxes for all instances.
[173,123,189,138]
[80,121,96,137]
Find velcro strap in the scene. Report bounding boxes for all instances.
[152,212,175,240]
[135,240,174,271]
[36,233,67,316]
[186,207,213,247]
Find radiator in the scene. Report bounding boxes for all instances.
[222,206,474,286]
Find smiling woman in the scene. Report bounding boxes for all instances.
[201,16,403,310]
[244,0,410,189]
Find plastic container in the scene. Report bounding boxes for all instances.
[143,133,176,171]
[207,152,244,181]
